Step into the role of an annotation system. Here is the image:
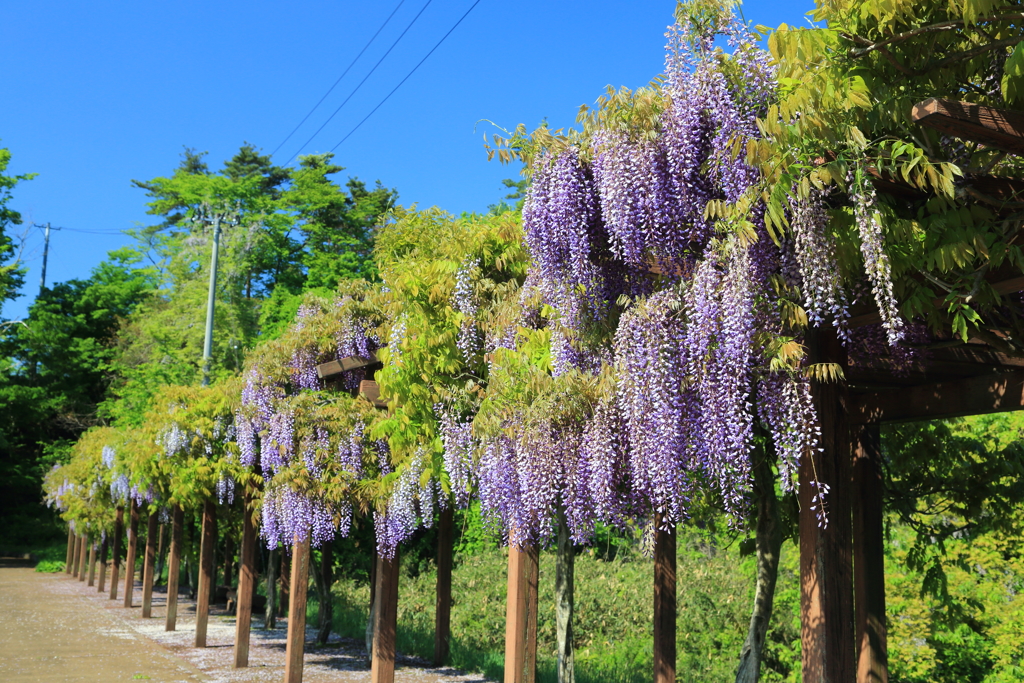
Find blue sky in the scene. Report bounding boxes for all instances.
[1,0,815,320]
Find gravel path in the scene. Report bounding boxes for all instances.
[0,561,492,683]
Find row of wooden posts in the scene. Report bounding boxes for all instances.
[60,495,459,683]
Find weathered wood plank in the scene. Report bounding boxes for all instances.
[165,506,184,631]
[853,370,1024,423]
[233,494,257,668]
[284,535,311,683]
[359,380,388,409]
[913,98,1024,157]
[853,425,888,683]
[317,351,381,379]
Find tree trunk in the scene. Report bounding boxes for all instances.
[434,507,454,666]
[264,546,279,629]
[195,500,216,647]
[124,503,140,608]
[556,512,575,683]
[284,535,312,683]
[234,496,257,667]
[142,509,158,618]
[109,506,124,601]
[166,505,184,631]
[736,449,784,683]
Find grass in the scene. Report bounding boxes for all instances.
[309,529,802,683]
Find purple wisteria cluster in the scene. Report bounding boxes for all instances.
[477,9,835,543]
[850,169,904,345]
[261,484,350,549]
[452,258,482,362]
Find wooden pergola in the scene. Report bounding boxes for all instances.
[801,98,1024,683]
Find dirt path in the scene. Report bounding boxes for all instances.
[0,562,490,683]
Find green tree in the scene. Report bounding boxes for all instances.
[0,144,34,308]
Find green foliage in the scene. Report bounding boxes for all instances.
[755,0,1024,342]
[0,143,34,305]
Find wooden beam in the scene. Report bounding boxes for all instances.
[65,529,74,575]
[97,539,108,594]
[284,535,311,683]
[142,509,158,618]
[371,547,400,683]
[504,540,538,683]
[359,380,388,409]
[434,507,454,666]
[853,370,1024,423]
[801,327,855,683]
[124,503,140,608]
[317,351,381,379]
[165,506,184,631]
[653,519,677,683]
[913,98,1024,157]
[72,535,82,578]
[853,425,888,683]
[109,506,124,601]
[78,535,88,582]
[233,493,257,668]
[87,539,97,587]
[195,501,216,647]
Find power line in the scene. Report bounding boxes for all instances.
[330,0,482,152]
[283,0,435,166]
[269,0,408,158]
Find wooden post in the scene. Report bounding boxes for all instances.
[223,533,234,586]
[800,327,855,683]
[434,507,454,666]
[109,506,124,601]
[233,495,257,668]
[653,518,676,683]
[98,539,109,593]
[165,505,184,632]
[65,528,74,574]
[284,535,312,683]
[142,509,158,618]
[78,535,88,582]
[195,500,216,647]
[72,535,82,577]
[87,540,97,586]
[124,502,140,608]
[503,540,538,683]
[853,424,888,683]
[371,547,400,683]
[155,522,167,586]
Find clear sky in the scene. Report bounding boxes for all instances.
[1,0,815,320]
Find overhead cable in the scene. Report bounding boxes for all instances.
[269,0,408,158]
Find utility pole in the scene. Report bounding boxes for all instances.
[38,223,56,296]
[191,205,237,386]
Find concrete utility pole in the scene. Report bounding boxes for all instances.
[191,205,237,386]
[37,223,57,296]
